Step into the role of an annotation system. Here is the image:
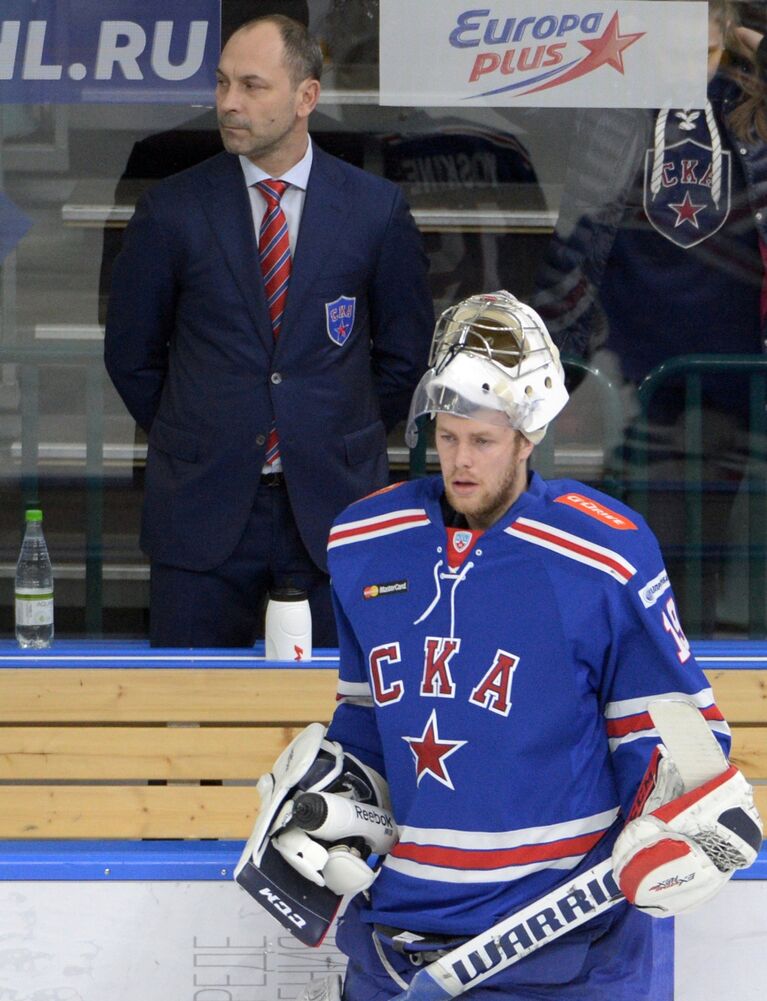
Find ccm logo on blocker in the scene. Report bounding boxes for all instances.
[258,888,308,930]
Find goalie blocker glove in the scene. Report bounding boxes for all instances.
[235,724,397,945]
[613,763,762,916]
[269,729,396,896]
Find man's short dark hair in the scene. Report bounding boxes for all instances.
[238,14,323,85]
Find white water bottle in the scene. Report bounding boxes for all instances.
[265,587,312,661]
[15,508,54,649]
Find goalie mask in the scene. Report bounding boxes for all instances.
[405,291,568,446]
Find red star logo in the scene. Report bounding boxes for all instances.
[521,14,645,97]
[578,12,645,74]
[668,191,706,229]
[402,710,466,789]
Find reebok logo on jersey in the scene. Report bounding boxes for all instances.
[363,580,408,599]
[555,493,637,530]
[638,569,671,608]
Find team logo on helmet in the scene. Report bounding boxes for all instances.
[325,296,356,346]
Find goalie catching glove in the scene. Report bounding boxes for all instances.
[613,748,762,917]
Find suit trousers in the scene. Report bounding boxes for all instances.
[148,476,337,648]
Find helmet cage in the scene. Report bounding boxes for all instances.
[405,291,568,447]
[430,294,551,386]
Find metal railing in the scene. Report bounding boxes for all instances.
[632,354,767,637]
[1,343,107,634]
[3,345,766,637]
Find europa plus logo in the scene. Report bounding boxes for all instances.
[449,8,646,99]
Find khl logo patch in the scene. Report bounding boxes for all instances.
[452,530,473,554]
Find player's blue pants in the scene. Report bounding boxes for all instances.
[336,895,671,1000]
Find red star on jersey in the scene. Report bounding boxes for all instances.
[669,190,706,229]
[402,709,467,789]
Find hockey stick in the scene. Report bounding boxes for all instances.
[386,698,726,1001]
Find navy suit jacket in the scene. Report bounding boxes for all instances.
[105,145,433,572]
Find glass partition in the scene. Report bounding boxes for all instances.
[2,0,766,637]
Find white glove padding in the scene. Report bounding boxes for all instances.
[613,764,763,916]
[236,724,332,879]
[273,825,379,895]
[273,758,395,897]
[251,724,393,898]
[628,744,685,820]
[237,723,355,884]
[297,974,343,1001]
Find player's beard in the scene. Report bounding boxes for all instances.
[444,440,528,530]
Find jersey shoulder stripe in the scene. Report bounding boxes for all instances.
[505,516,637,583]
[328,508,430,550]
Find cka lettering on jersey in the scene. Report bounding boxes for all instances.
[369,639,518,716]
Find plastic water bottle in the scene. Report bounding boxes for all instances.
[265,587,312,661]
[15,508,54,649]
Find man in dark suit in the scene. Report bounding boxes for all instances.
[104,14,433,648]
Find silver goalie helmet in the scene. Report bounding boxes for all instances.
[405,290,569,447]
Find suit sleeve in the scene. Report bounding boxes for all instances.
[104,191,178,433]
[368,188,434,431]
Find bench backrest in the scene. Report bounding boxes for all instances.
[0,666,764,839]
[0,667,336,838]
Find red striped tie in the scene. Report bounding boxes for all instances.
[257,179,291,467]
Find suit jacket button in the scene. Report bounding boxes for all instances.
[256,434,266,446]
[270,372,282,384]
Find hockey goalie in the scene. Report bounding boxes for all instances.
[236,291,762,1001]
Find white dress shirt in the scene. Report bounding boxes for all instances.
[238,138,313,255]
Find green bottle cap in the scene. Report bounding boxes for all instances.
[25,509,43,522]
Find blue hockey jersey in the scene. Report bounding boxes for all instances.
[325,472,729,937]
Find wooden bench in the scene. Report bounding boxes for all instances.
[701,667,767,817]
[0,664,337,838]
[0,655,764,839]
